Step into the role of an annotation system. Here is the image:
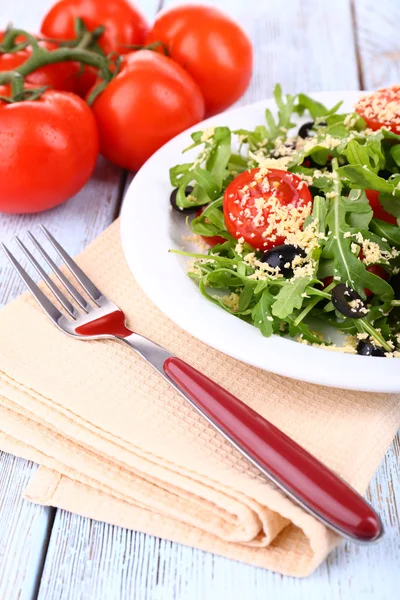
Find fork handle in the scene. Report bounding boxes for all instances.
[163,356,382,543]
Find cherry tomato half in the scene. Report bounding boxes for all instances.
[146,5,253,117]
[0,33,79,92]
[355,86,400,133]
[90,51,205,171]
[0,86,98,213]
[41,0,149,55]
[366,189,397,225]
[196,206,225,247]
[223,168,312,250]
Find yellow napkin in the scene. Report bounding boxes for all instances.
[0,220,399,577]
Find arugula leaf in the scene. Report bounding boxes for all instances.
[239,284,256,312]
[390,144,400,168]
[325,171,393,300]
[294,94,342,119]
[271,277,311,319]
[169,162,193,187]
[287,319,325,344]
[343,189,373,228]
[205,127,231,187]
[264,84,296,141]
[343,139,380,173]
[252,290,274,337]
[304,195,328,230]
[336,165,399,195]
[354,229,392,254]
[378,193,400,218]
[317,259,334,279]
[370,218,400,247]
[190,167,220,200]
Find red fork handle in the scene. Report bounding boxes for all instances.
[163,357,383,542]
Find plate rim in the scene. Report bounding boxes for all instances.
[121,90,400,393]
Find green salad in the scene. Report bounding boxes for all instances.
[169,85,400,357]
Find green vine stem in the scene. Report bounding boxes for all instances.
[122,40,170,56]
[0,25,117,103]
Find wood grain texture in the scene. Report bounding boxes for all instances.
[0,455,52,600]
[0,0,399,599]
[353,0,400,89]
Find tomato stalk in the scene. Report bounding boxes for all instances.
[0,22,118,103]
[122,40,170,56]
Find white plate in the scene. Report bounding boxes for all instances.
[121,91,400,393]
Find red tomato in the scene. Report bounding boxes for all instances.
[146,5,253,117]
[196,206,225,247]
[223,168,312,250]
[90,51,205,171]
[355,86,400,133]
[41,0,149,55]
[0,33,79,92]
[0,87,98,213]
[366,189,397,225]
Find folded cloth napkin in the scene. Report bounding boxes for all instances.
[0,220,399,577]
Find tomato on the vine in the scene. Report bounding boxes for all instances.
[365,189,397,225]
[72,65,98,98]
[90,51,205,172]
[355,86,400,133]
[41,0,149,56]
[223,168,312,250]
[0,87,98,213]
[0,33,79,92]
[146,5,253,117]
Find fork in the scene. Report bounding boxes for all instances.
[1,226,383,543]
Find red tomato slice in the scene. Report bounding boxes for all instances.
[355,86,400,133]
[196,207,225,247]
[366,189,397,225]
[223,168,312,250]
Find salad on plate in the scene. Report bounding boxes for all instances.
[169,85,400,358]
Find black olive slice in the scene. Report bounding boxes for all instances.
[298,120,327,139]
[260,244,306,277]
[270,141,296,159]
[331,283,367,319]
[170,186,198,213]
[356,340,386,357]
[298,121,316,139]
[390,273,400,299]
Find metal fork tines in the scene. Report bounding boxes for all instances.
[1,226,117,335]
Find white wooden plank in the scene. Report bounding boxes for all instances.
[0,455,52,600]
[353,0,400,89]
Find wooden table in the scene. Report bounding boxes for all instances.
[0,1,399,598]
